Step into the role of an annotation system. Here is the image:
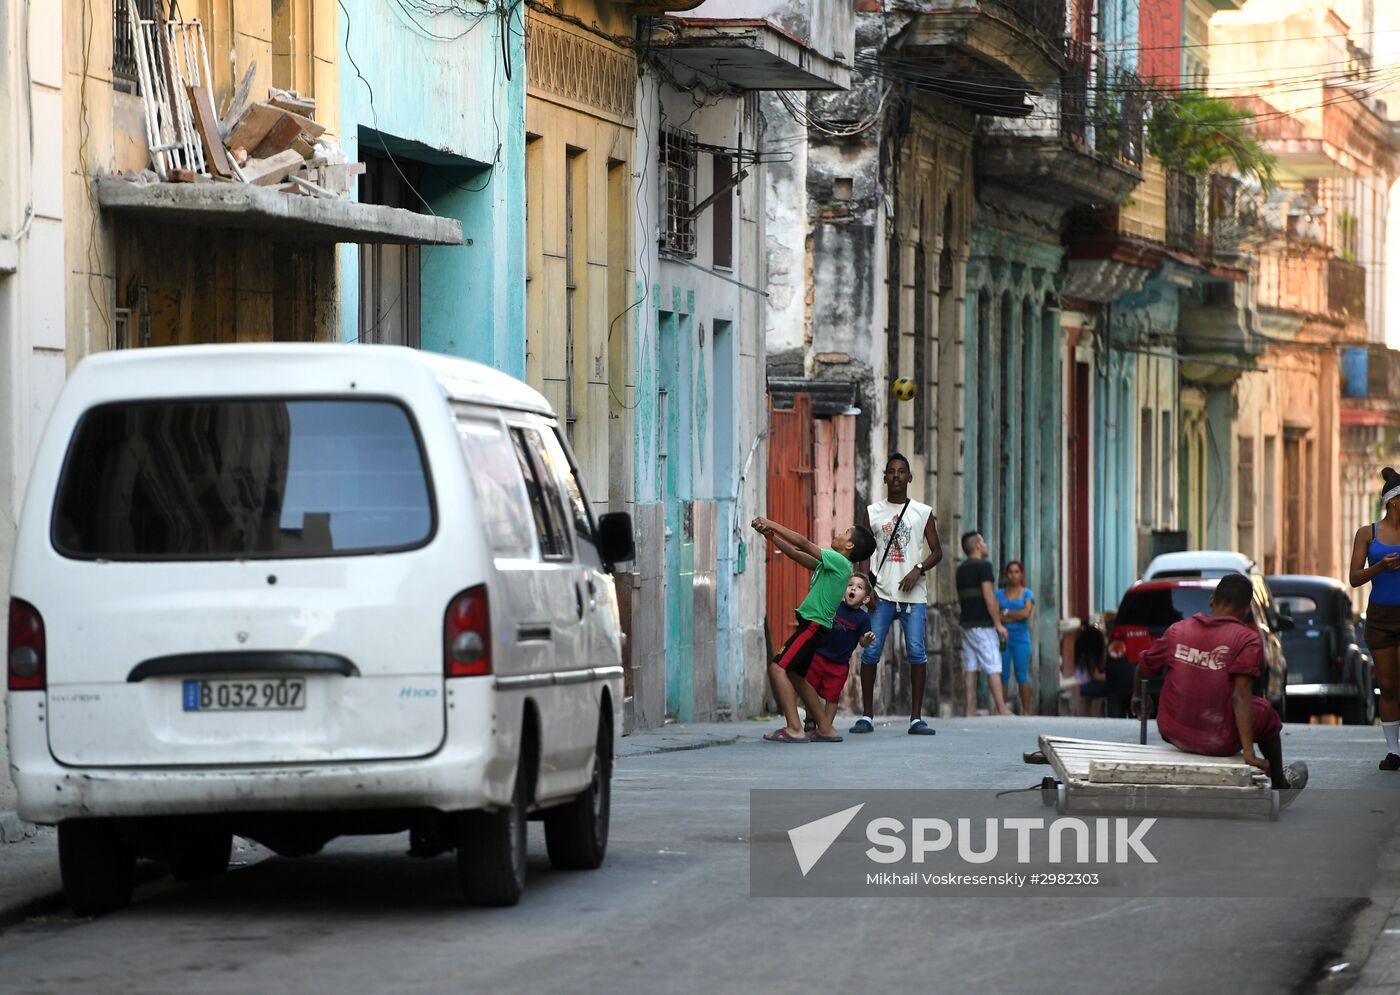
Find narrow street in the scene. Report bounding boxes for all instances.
[0,717,1392,994]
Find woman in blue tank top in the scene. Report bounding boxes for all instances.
[996,560,1035,716]
[1349,466,1400,770]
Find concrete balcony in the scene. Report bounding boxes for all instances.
[903,0,1065,84]
[1240,90,1399,180]
[657,0,854,90]
[977,39,1143,207]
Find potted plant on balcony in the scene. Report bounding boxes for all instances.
[1146,90,1276,188]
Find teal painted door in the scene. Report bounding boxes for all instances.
[660,309,694,719]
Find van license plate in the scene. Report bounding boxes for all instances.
[182,678,306,712]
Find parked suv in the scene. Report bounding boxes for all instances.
[1109,578,1290,740]
[1268,575,1376,725]
[1142,549,1256,581]
[7,344,634,914]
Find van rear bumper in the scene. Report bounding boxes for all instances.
[7,691,512,824]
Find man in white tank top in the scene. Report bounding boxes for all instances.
[849,453,943,736]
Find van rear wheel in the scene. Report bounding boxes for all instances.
[167,825,233,883]
[456,761,528,907]
[59,819,136,916]
[544,710,612,870]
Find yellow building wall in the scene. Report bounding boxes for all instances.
[525,2,637,512]
[64,0,340,358]
[1118,156,1167,244]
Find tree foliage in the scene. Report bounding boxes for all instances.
[1147,90,1276,188]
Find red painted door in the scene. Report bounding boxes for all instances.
[766,394,814,649]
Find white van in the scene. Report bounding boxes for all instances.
[6,344,633,913]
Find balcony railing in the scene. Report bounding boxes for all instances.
[1060,40,1145,167]
[1060,39,1091,149]
[113,0,157,91]
[1113,79,1145,166]
[1328,257,1366,320]
[1166,169,1201,255]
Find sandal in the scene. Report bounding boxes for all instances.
[763,728,808,744]
[908,719,937,736]
[811,732,844,743]
[803,715,818,734]
[849,717,875,734]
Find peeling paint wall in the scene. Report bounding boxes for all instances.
[337,0,525,374]
[633,72,769,722]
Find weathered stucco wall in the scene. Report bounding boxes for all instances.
[338,0,525,373]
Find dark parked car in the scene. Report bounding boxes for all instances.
[1108,578,1290,743]
[1267,575,1376,725]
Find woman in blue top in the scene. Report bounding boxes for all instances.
[996,560,1036,716]
[1350,466,1400,770]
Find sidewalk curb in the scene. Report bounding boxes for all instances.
[1310,806,1400,993]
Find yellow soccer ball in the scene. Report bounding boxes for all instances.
[892,377,916,402]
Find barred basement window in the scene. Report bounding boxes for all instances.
[660,129,697,257]
[114,0,157,93]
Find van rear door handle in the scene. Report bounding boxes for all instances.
[516,625,553,643]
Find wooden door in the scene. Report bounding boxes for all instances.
[766,394,814,647]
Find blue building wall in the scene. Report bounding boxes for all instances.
[1099,0,1140,71]
[964,225,1064,707]
[1094,349,1138,615]
[337,2,526,374]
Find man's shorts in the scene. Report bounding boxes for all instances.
[1163,695,1283,754]
[806,653,850,703]
[962,626,1001,675]
[772,611,828,680]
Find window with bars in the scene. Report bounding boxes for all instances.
[660,130,697,257]
[114,0,158,92]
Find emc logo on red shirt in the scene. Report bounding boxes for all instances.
[1171,643,1230,670]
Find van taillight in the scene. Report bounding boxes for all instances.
[444,585,491,678]
[8,599,46,691]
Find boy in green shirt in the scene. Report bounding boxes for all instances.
[752,515,877,742]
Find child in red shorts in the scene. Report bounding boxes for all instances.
[1136,574,1307,796]
[804,573,876,741]
[754,516,877,743]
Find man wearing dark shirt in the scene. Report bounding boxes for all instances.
[955,531,1011,716]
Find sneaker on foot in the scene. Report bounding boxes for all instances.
[1278,761,1309,810]
[1380,753,1400,771]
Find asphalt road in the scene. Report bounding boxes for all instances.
[0,716,1396,994]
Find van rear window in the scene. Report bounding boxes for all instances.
[52,399,434,560]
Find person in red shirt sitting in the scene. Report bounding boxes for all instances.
[1136,574,1307,795]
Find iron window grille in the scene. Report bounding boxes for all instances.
[114,0,158,92]
[660,129,697,257]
